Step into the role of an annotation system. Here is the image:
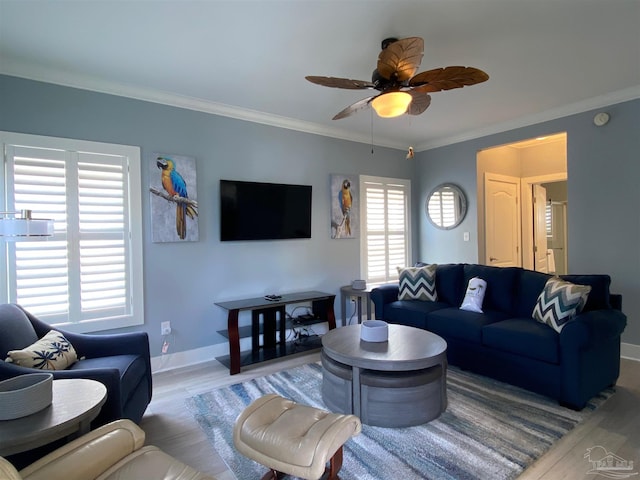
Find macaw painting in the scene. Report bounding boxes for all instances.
[330,174,359,239]
[150,153,199,242]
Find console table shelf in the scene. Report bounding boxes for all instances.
[215,290,336,374]
[215,335,322,371]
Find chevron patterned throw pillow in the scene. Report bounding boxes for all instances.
[397,264,438,301]
[532,277,591,333]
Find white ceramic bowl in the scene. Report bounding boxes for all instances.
[360,320,389,343]
[0,372,53,420]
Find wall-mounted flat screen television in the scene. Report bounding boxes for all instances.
[220,179,312,241]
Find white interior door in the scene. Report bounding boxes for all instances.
[533,184,548,272]
[484,173,521,267]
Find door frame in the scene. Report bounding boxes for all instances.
[520,173,567,270]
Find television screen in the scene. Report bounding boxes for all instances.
[220,180,312,241]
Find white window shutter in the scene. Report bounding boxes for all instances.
[360,176,411,285]
[1,132,143,332]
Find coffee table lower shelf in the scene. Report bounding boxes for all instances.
[215,336,321,370]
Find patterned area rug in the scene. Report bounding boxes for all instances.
[185,363,611,480]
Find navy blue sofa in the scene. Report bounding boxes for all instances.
[0,304,152,427]
[370,264,627,409]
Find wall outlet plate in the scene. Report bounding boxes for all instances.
[161,321,171,335]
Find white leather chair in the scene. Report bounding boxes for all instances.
[0,419,215,480]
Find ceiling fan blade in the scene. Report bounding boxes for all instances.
[407,89,432,115]
[377,37,424,82]
[332,96,375,120]
[408,66,489,92]
[305,76,375,90]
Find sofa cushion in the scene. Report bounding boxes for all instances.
[427,307,510,343]
[69,354,147,405]
[435,263,465,306]
[397,265,437,301]
[561,274,610,311]
[482,318,560,364]
[0,304,39,357]
[514,269,552,318]
[463,265,519,314]
[384,300,449,330]
[5,330,78,370]
[532,277,591,333]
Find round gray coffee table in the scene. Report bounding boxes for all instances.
[321,324,447,427]
[0,378,107,456]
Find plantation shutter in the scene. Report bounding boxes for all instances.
[427,189,457,228]
[2,133,143,332]
[360,176,411,285]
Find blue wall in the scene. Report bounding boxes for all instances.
[415,99,640,347]
[1,75,638,354]
[0,75,414,356]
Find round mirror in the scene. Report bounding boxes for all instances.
[425,183,467,230]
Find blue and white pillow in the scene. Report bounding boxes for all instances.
[460,277,487,313]
[532,277,591,333]
[397,264,437,301]
[5,330,78,370]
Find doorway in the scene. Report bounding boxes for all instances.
[477,133,568,272]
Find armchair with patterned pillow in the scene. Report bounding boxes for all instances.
[0,303,152,428]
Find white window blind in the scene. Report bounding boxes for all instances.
[1,132,143,333]
[360,176,411,285]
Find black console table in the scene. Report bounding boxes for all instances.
[215,291,336,374]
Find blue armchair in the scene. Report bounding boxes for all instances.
[0,304,152,427]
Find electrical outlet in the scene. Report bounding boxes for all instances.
[161,321,171,335]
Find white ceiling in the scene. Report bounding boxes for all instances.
[1,0,639,151]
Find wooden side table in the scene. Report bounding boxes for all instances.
[340,285,374,326]
[0,378,107,457]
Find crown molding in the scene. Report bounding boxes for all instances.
[0,60,406,150]
[2,59,638,154]
[413,85,640,152]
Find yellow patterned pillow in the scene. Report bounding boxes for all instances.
[5,330,78,370]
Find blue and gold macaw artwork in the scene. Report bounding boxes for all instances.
[338,178,352,236]
[156,156,198,239]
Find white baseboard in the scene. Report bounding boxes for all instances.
[151,322,329,373]
[621,342,640,362]
[152,330,640,373]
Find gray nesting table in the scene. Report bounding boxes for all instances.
[0,378,107,456]
[321,324,447,427]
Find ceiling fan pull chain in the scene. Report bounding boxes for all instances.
[371,109,375,154]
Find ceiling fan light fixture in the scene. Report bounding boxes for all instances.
[371,91,412,118]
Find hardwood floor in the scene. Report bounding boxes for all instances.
[142,354,640,480]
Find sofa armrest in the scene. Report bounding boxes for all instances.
[19,420,145,480]
[370,284,399,320]
[16,305,150,360]
[560,309,627,351]
[610,294,622,311]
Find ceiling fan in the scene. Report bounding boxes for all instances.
[306,37,489,120]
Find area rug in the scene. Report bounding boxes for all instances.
[185,363,612,480]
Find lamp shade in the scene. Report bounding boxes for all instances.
[371,91,412,118]
[0,210,54,241]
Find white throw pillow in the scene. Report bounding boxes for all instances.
[460,277,487,313]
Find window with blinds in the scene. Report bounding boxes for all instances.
[1,132,143,333]
[360,176,411,285]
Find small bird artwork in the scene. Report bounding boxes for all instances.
[338,179,353,236]
[156,156,197,239]
[406,146,414,159]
